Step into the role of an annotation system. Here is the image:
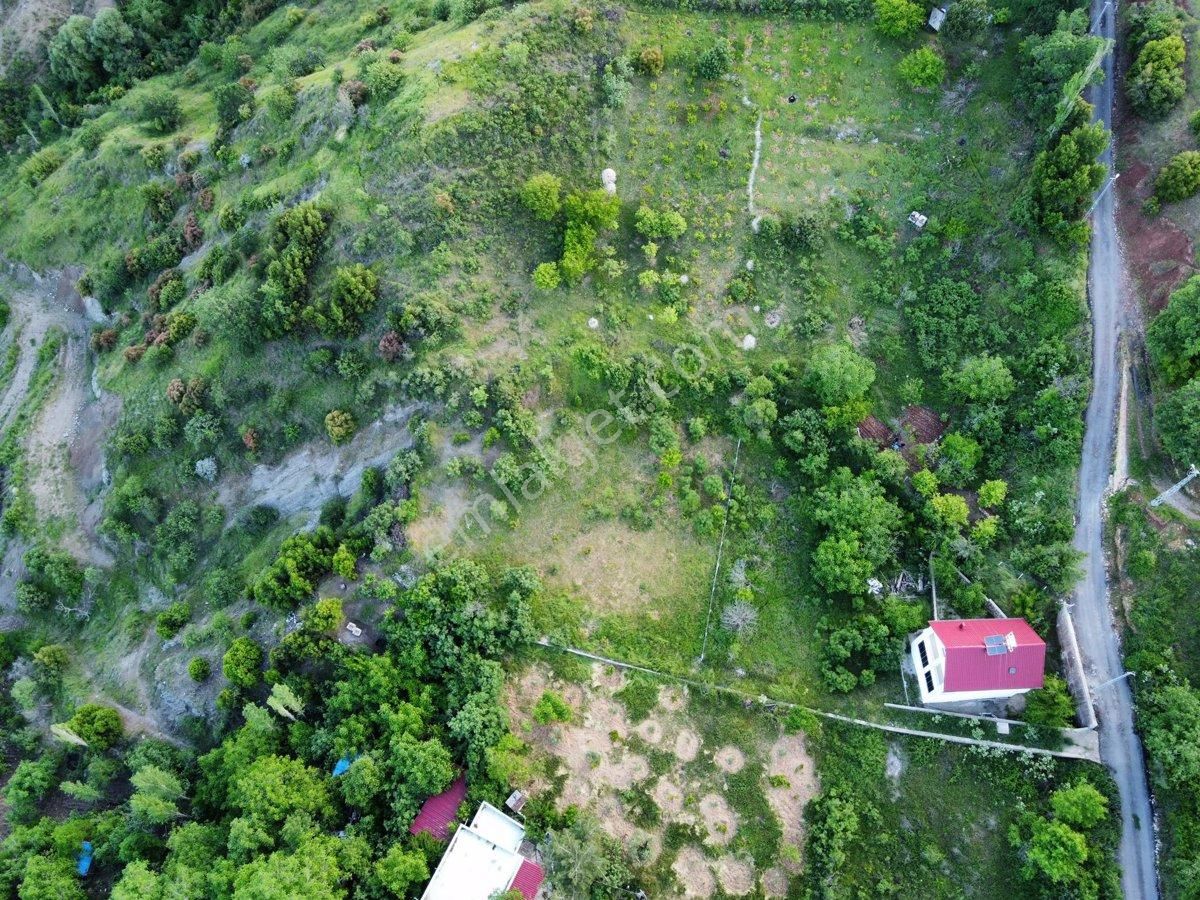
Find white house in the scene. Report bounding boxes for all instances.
[911,618,1046,704]
[420,802,544,900]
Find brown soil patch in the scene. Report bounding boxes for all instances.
[761,867,790,897]
[637,718,664,744]
[716,855,756,896]
[1116,157,1195,312]
[658,684,688,712]
[591,662,625,692]
[675,728,701,762]
[765,732,820,864]
[699,792,738,846]
[653,776,686,816]
[673,846,716,898]
[714,745,746,774]
[856,414,897,447]
[901,404,946,444]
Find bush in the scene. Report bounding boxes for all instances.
[638,46,664,76]
[873,0,923,37]
[1155,151,1200,203]
[365,58,404,98]
[222,637,264,688]
[897,47,945,89]
[68,703,124,749]
[137,88,183,134]
[1127,35,1186,119]
[307,264,379,336]
[532,691,573,725]
[532,261,561,290]
[20,147,65,187]
[1025,674,1076,728]
[634,205,687,240]
[695,39,733,79]
[1156,377,1200,462]
[188,657,212,682]
[156,601,192,638]
[520,173,562,221]
[325,409,357,444]
[214,81,254,133]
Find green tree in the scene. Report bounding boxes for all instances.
[375,845,429,895]
[532,690,573,725]
[302,597,343,633]
[18,856,85,900]
[943,0,991,42]
[130,764,186,825]
[520,173,562,221]
[223,638,264,689]
[1147,274,1200,384]
[929,493,970,531]
[1025,674,1076,728]
[1156,377,1200,462]
[1030,121,1108,245]
[898,48,946,89]
[331,544,357,580]
[325,409,356,444]
[138,87,183,133]
[1127,34,1186,119]
[1156,151,1200,203]
[1143,682,1200,791]
[873,0,924,38]
[978,479,1008,508]
[935,433,982,487]
[946,354,1015,404]
[532,261,561,290]
[111,861,163,900]
[4,757,57,824]
[806,343,876,406]
[33,644,70,682]
[189,656,212,682]
[543,815,630,898]
[1024,818,1088,884]
[1050,781,1109,829]
[695,39,733,79]
[47,15,101,97]
[231,836,344,899]
[67,704,124,749]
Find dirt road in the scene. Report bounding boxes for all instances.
[1077,3,1160,895]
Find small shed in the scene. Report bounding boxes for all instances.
[929,6,947,31]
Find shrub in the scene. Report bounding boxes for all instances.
[138,88,183,134]
[68,704,124,750]
[214,81,254,133]
[77,122,104,153]
[332,543,357,580]
[1155,151,1200,203]
[1127,34,1186,119]
[532,691,573,725]
[1025,675,1076,728]
[634,205,687,240]
[188,657,212,682]
[898,47,946,89]
[20,147,65,186]
[695,40,733,80]
[1189,108,1200,138]
[156,601,191,639]
[325,409,357,444]
[365,58,404,98]
[307,263,379,336]
[1156,376,1200,462]
[873,0,924,38]
[638,46,664,76]
[520,173,562,221]
[1030,121,1108,245]
[942,0,990,42]
[532,262,561,290]
[222,637,264,688]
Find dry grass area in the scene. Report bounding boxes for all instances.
[507,661,820,897]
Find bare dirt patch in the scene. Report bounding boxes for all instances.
[765,732,820,861]
[699,792,738,846]
[715,745,746,773]
[716,855,756,896]
[673,846,716,898]
[761,867,790,897]
[1116,158,1195,312]
[637,718,664,744]
[674,728,701,762]
[653,776,686,816]
[658,684,688,712]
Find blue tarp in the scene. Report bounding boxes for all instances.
[332,757,352,777]
[77,841,93,877]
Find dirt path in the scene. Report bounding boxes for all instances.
[0,264,118,568]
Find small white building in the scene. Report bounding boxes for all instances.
[911,618,1046,704]
[928,6,947,31]
[420,802,544,900]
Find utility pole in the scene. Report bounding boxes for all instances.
[1094,671,1134,692]
[1090,0,1112,33]
[1150,464,1199,508]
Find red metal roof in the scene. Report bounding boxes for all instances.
[511,860,545,900]
[409,776,467,841]
[929,619,1046,693]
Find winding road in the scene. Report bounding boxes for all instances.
[1076,0,1160,895]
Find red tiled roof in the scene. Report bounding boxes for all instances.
[930,618,1046,693]
[409,776,467,841]
[511,860,545,900]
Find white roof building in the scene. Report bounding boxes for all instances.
[420,802,544,900]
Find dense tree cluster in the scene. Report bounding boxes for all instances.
[1125,0,1186,120]
[1148,275,1200,462]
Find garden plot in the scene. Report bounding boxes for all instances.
[508,661,819,898]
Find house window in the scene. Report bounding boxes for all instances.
[924,671,934,694]
[917,641,929,669]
